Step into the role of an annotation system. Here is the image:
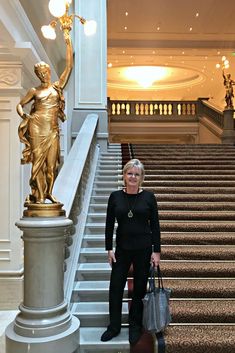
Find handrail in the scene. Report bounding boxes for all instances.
[199,99,224,128]
[53,114,99,301]
[54,114,98,216]
[108,99,198,118]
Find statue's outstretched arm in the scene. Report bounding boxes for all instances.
[59,31,73,89]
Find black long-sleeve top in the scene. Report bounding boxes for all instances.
[105,189,161,252]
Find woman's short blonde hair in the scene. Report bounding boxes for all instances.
[123,158,145,186]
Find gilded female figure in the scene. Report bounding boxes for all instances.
[223,69,235,109]
[17,30,73,204]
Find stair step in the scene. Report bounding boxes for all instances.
[72,302,128,326]
[73,299,235,326]
[164,325,235,353]
[145,174,235,181]
[170,299,235,323]
[76,261,235,280]
[145,186,235,194]
[82,232,235,246]
[79,245,235,262]
[79,327,130,353]
[156,193,235,202]
[84,221,235,234]
[92,188,120,195]
[144,180,235,187]
[87,211,235,221]
[73,278,235,302]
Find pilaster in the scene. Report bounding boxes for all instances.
[74,0,108,150]
[0,61,24,308]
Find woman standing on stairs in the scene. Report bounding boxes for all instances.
[101,158,161,345]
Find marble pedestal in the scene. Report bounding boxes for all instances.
[5,216,80,353]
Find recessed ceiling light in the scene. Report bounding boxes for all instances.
[182,51,185,54]
[152,50,156,54]
[157,27,160,31]
[108,63,113,68]
[189,27,193,31]
[195,12,199,17]
[217,51,221,55]
[125,11,128,16]
[122,50,125,54]
[124,26,127,30]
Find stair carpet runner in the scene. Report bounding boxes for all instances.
[71,143,235,353]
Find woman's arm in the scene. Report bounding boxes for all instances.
[16,88,35,118]
[59,31,73,89]
[150,192,161,253]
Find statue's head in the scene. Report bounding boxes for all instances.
[34,62,51,83]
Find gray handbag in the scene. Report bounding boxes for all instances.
[142,265,172,333]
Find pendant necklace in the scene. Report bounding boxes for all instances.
[125,191,139,218]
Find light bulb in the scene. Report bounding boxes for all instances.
[48,0,66,18]
[41,25,56,40]
[84,20,97,36]
[222,56,226,62]
[215,63,220,69]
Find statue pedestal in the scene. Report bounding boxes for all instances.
[5,216,80,353]
[221,109,235,144]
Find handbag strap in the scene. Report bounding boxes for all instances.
[149,265,165,291]
[156,265,164,289]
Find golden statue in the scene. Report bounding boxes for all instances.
[223,69,235,109]
[17,28,73,206]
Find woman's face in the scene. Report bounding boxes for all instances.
[124,166,142,188]
[36,67,51,83]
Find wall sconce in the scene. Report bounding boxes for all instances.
[41,0,97,39]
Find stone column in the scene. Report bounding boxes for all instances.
[221,109,235,143]
[5,216,80,353]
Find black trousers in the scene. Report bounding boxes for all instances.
[108,246,152,332]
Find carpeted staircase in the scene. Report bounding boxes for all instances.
[71,143,235,353]
[131,143,235,353]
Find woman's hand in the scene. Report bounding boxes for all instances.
[108,250,116,267]
[151,252,160,267]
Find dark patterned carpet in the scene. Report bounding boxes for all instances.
[126,144,235,353]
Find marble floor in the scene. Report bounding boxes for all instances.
[0,311,18,353]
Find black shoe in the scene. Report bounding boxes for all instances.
[129,327,142,345]
[100,329,120,342]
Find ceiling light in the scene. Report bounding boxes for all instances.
[125,11,128,16]
[124,26,127,30]
[124,66,168,88]
[157,27,160,31]
[108,63,113,68]
[195,12,199,17]
[189,27,193,31]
